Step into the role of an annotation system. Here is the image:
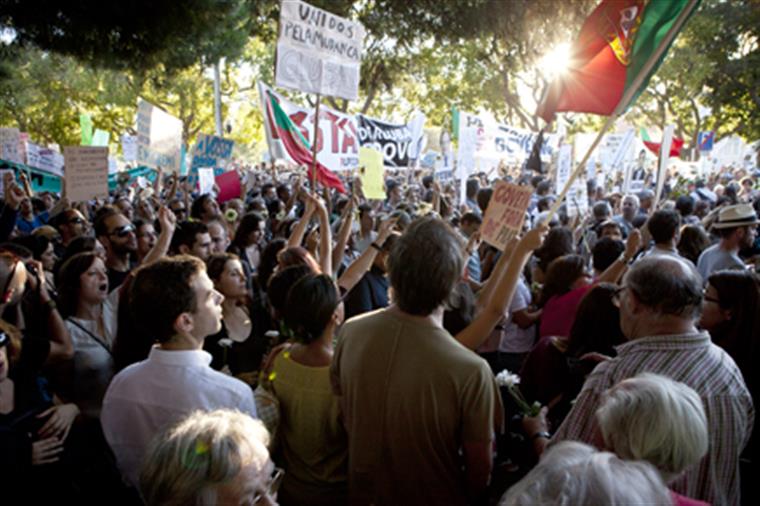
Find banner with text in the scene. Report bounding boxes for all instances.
[0,128,22,164]
[480,181,533,251]
[25,142,64,177]
[258,82,359,171]
[190,134,235,173]
[276,0,365,100]
[136,99,183,172]
[357,113,426,168]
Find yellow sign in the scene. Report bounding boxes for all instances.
[359,147,385,200]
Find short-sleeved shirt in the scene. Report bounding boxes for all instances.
[499,277,535,353]
[697,244,745,280]
[330,308,502,506]
[539,284,594,339]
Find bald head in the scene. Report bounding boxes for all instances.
[623,256,703,320]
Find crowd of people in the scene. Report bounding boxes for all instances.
[0,154,758,505]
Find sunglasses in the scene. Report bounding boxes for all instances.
[109,224,136,238]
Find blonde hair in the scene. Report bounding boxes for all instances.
[139,410,270,506]
[501,441,671,505]
[596,372,709,482]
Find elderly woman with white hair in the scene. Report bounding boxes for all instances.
[139,410,281,506]
[595,373,710,506]
[500,441,672,505]
[523,372,710,506]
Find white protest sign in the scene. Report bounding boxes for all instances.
[0,169,15,195]
[555,144,587,218]
[63,146,109,201]
[654,125,675,204]
[198,168,216,195]
[190,134,235,172]
[276,0,365,100]
[121,134,138,162]
[0,128,22,164]
[258,81,359,171]
[480,181,533,251]
[136,99,183,172]
[25,142,64,177]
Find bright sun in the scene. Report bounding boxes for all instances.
[539,43,571,79]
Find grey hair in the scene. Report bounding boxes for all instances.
[623,194,641,207]
[387,216,464,316]
[139,410,270,506]
[596,373,709,483]
[624,255,703,319]
[500,441,672,506]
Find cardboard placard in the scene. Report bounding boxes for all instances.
[0,128,22,164]
[198,168,216,195]
[136,99,183,172]
[358,146,384,199]
[215,170,241,203]
[480,181,533,251]
[63,146,109,201]
[190,134,235,173]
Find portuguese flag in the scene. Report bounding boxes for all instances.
[266,91,346,193]
[538,0,700,122]
[640,127,684,157]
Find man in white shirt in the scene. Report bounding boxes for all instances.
[101,255,257,487]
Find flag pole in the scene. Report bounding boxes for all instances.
[311,93,321,194]
[543,0,700,223]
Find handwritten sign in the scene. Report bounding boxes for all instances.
[121,134,138,161]
[136,99,183,172]
[26,142,64,177]
[480,181,533,251]
[0,128,21,163]
[198,168,216,196]
[358,146,385,199]
[276,0,365,100]
[63,146,109,201]
[190,134,235,173]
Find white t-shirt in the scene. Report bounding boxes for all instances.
[499,278,535,354]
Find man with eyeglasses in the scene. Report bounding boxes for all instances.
[52,209,89,257]
[538,256,753,506]
[95,208,138,292]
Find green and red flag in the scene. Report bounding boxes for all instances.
[538,0,700,123]
[640,127,683,157]
[265,91,346,193]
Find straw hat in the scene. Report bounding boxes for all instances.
[711,204,760,229]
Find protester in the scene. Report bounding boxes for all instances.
[94,208,137,291]
[677,224,710,266]
[140,409,278,506]
[101,256,258,487]
[697,203,759,279]
[331,217,502,505]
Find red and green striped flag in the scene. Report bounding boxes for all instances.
[538,0,700,122]
[640,127,684,157]
[266,91,346,193]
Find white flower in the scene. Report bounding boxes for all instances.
[218,338,234,348]
[495,369,521,388]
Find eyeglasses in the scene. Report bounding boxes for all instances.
[702,289,720,305]
[68,217,85,225]
[611,286,627,308]
[253,467,284,505]
[108,224,135,238]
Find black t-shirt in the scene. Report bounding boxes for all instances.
[107,268,131,293]
[343,265,389,320]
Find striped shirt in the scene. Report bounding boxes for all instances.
[551,332,754,506]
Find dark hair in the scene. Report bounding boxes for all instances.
[461,212,482,226]
[277,246,321,273]
[536,180,552,196]
[706,270,760,393]
[206,252,239,282]
[0,318,23,366]
[466,178,479,199]
[267,265,314,320]
[675,195,695,217]
[387,217,463,316]
[0,242,32,259]
[358,203,373,219]
[61,236,98,264]
[129,256,205,343]
[190,194,214,220]
[535,227,574,274]
[257,238,286,291]
[94,207,120,238]
[170,221,209,254]
[592,237,625,272]
[283,274,339,344]
[231,212,265,251]
[476,188,493,214]
[625,256,703,319]
[539,255,587,307]
[566,283,624,358]
[592,201,612,221]
[11,235,49,260]
[56,252,99,318]
[442,281,476,335]
[677,225,709,265]
[647,210,680,244]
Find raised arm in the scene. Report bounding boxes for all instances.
[597,228,640,284]
[332,197,355,272]
[338,216,397,294]
[313,194,333,277]
[456,225,548,351]
[140,206,177,266]
[287,192,315,248]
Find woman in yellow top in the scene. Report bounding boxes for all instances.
[270,273,347,506]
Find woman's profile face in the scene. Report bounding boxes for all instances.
[217,259,248,299]
[79,257,109,305]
